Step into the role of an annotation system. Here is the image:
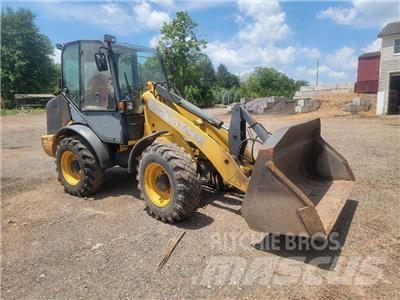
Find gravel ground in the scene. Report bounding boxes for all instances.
[1,110,399,299]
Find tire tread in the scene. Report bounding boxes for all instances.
[56,136,104,197]
[137,140,201,222]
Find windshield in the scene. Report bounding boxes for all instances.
[112,45,167,97]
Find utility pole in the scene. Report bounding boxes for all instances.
[316,59,319,86]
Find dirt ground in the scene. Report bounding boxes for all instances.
[1,110,399,299]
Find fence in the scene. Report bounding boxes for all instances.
[14,94,55,109]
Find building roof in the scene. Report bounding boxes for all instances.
[378,22,400,38]
[359,51,381,59]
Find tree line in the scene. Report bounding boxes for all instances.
[1,8,59,108]
[0,8,307,108]
[156,12,307,106]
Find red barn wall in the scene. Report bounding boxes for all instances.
[356,55,380,93]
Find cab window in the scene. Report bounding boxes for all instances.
[114,50,143,113]
[137,51,165,84]
[62,43,80,106]
[117,54,135,96]
[80,42,116,111]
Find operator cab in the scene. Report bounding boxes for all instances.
[60,35,167,144]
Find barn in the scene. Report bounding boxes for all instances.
[355,52,380,94]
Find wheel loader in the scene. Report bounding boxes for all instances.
[41,35,354,239]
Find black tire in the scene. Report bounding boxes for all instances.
[56,136,104,197]
[137,140,201,222]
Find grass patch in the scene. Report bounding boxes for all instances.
[1,107,45,116]
[1,109,19,116]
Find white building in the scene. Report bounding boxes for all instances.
[376,22,400,115]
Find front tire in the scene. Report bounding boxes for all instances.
[137,140,201,222]
[56,136,104,196]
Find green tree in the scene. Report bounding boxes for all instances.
[243,67,307,98]
[216,64,239,89]
[196,53,216,87]
[157,11,215,106]
[294,79,308,92]
[184,53,216,107]
[1,7,58,106]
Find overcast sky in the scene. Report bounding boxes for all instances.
[4,0,399,84]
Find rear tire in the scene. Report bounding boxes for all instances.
[137,140,201,222]
[56,136,104,197]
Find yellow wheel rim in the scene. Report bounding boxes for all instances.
[144,162,171,208]
[60,150,81,186]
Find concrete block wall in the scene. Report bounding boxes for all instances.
[295,98,321,114]
[343,97,371,114]
[295,83,354,99]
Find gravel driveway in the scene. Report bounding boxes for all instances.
[1,111,399,299]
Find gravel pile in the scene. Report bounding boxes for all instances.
[244,96,296,115]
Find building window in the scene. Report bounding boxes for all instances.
[395,39,400,54]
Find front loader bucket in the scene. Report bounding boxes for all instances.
[242,118,354,239]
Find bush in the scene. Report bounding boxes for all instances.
[184,85,215,108]
[242,67,308,99]
[212,87,245,105]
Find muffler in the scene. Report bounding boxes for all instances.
[242,118,354,239]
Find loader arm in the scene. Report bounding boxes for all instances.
[140,88,250,191]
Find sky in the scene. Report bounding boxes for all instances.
[3,0,399,84]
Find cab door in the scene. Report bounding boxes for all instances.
[62,41,123,144]
[79,41,123,143]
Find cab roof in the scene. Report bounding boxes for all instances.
[58,40,154,52]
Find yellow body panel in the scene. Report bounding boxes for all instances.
[143,102,193,155]
[41,134,56,157]
[173,104,229,151]
[141,91,249,191]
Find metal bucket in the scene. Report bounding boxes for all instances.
[242,118,354,239]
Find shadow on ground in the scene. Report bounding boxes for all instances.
[252,199,358,271]
[91,168,245,216]
[90,167,140,200]
[173,212,215,230]
[90,168,216,229]
[199,186,244,216]
[84,168,358,267]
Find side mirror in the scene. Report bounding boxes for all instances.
[104,34,116,44]
[95,53,108,71]
[56,43,64,51]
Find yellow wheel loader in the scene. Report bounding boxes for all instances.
[41,35,354,239]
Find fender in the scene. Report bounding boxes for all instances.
[127,131,168,174]
[56,124,113,169]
